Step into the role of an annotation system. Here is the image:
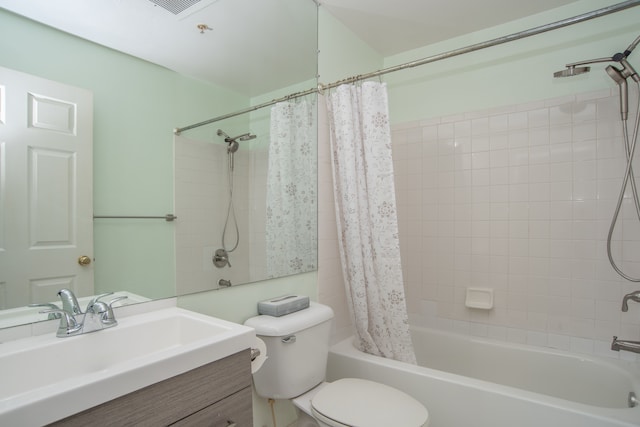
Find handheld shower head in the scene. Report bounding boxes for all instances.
[619,58,640,83]
[227,140,240,153]
[606,65,629,120]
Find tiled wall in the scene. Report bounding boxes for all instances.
[392,88,640,361]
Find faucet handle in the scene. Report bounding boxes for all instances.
[101,296,128,325]
[40,309,82,337]
[29,303,62,320]
[86,292,114,312]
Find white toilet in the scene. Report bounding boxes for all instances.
[245,302,429,427]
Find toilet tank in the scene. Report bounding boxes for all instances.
[244,302,334,399]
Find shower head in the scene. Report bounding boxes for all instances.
[227,140,240,153]
[606,64,626,84]
[237,133,257,142]
[553,34,640,81]
[217,129,257,153]
[606,65,629,120]
[553,66,591,78]
[618,58,640,82]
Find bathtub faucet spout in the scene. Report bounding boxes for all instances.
[621,290,640,312]
[611,336,640,354]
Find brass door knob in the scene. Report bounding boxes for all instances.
[78,255,92,266]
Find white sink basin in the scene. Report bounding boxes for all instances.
[0,307,255,425]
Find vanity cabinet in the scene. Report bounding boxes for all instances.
[49,349,252,427]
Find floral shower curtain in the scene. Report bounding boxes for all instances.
[325,82,416,364]
[266,98,317,278]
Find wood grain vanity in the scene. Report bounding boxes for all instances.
[49,349,252,427]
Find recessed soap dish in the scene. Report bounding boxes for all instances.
[465,287,494,310]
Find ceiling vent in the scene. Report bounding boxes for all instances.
[147,0,220,18]
[148,0,201,15]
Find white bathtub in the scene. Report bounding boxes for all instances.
[326,326,640,427]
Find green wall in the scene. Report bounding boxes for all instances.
[383,0,640,123]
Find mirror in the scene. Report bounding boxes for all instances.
[0,0,318,328]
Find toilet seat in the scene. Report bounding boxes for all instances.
[310,378,429,427]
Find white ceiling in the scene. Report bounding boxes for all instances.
[0,0,578,96]
[321,0,578,57]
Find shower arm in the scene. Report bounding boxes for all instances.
[563,35,640,70]
[624,33,640,56]
[563,56,617,69]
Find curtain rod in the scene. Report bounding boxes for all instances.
[174,0,640,135]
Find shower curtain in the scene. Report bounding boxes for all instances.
[266,98,317,278]
[325,82,416,364]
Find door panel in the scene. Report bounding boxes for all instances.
[0,66,93,309]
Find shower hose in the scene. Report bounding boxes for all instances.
[607,79,640,282]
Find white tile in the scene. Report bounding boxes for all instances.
[572,121,597,142]
[508,112,529,130]
[490,167,509,185]
[549,124,572,144]
[471,135,490,152]
[489,114,509,133]
[490,133,509,150]
[549,143,572,163]
[509,165,529,184]
[529,145,550,164]
[549,105,573,125]
[438,122,455,139]
[471,151,491,169]
[529,183,550,201]
[509,146,529,168]
[471,117,490,136]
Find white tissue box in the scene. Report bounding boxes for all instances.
[258,295,310,317]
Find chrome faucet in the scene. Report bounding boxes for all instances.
[40,289,127,338]
[612,290,640,354]
[57,288,83,316]
[622,290,640,311]
[611,336,640,354]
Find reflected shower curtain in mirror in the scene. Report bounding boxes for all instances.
[326,82,416,364]
[266,98,317,278]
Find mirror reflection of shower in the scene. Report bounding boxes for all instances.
[554,34,640,282]
[212,128,257,269]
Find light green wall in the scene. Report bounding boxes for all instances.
[178,271,317,324]
[383,0,640,123]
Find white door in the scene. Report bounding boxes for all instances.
[0,66,93,309]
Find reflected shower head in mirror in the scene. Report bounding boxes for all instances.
[217,129,257,153]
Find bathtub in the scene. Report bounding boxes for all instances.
[326,326,640,427]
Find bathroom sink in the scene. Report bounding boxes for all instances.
[0,307,255,426]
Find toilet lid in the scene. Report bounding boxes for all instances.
[310,378,428,427]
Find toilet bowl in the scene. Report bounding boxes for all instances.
[244,302,429,427]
